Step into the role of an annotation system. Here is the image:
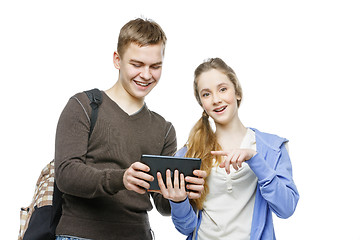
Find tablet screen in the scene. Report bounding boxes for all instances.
[140,154,201,191]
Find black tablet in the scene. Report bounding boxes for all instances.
[140,154,201,191]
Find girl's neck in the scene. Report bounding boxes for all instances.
[215,117,247,150]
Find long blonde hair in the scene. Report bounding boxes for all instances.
[185,58,243,209]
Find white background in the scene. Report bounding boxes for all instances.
[1,0,359,239]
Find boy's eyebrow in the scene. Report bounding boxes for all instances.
[151,61,163,66]
[129,59,163,66]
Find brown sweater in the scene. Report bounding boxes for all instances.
[54,91,177,240]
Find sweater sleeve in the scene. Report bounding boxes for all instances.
[247,142,299,218]
[55,95,124,198]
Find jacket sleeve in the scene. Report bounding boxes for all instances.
[170,198,198,236]
[247,142,299,219]
[166,147,198,235]
[151,122,178,216]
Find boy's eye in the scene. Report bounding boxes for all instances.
[151,65,161,70]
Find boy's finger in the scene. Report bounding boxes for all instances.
[185,176,204,185]
[193,170,207,178]
[186,183,204,193]
[187,191,201,200]
[135,171,154,182]
[132,161,151,172]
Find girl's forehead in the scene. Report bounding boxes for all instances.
[197,69,231,88]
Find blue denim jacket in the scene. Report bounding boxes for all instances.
[169,128,299,240]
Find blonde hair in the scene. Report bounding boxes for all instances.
[186,58,243,210]
[117,18,167,58]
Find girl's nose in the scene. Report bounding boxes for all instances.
[212,93,222,104]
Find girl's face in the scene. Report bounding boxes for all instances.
[197,69,240,126]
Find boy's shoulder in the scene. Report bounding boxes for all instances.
[147,106,172,125]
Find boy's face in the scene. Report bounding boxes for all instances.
[114,42,164,101]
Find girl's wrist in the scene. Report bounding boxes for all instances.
[170,196,188,204]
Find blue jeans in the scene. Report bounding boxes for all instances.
[56,231,154,239]
[56,236,92,240]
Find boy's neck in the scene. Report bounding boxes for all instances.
[105,84,145,115]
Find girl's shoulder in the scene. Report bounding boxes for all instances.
[250,127,288,151]
[174,146,188,157]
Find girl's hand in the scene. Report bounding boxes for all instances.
[211,149,257,174]
[157,169,188,202]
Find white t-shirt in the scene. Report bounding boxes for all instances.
[198,128,258,240]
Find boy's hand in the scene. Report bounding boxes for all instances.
[185,170,207,200]
[123,162,154,194]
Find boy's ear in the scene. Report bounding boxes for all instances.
[113,51,121,70]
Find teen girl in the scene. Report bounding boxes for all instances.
[157,58,299,239]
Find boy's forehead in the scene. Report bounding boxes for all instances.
[122,42,164,63]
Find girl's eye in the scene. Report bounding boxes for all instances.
[202,92,210,97]
[220,87,227,92]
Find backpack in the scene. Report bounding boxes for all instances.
[18,89,103,240]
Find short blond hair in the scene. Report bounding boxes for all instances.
[117,18,167,58]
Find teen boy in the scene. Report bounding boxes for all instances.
[54,18,206,240]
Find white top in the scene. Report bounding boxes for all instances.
[197,128,258,240]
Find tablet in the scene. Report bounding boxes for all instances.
[140,154,201,191]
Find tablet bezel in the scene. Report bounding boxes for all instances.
[140,154,201,191]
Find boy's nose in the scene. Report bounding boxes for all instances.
[140,67,152,80]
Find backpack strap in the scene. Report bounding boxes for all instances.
[84,88,103,139]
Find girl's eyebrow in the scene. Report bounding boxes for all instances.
[218,82,229,87]
[199,88,210,93]
[199,82,229,92]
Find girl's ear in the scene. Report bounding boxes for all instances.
[236,93,241,101]
[236,94,241,101]
[113,51,121,70]
[236,95,242,107]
